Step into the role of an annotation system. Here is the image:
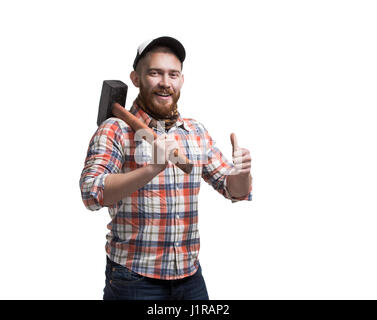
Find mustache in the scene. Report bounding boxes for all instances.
[153,89,175,95]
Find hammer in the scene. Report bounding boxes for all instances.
[97,80,193,174]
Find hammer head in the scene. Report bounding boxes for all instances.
[97,80,128,126]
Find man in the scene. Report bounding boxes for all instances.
[79,36,252,300]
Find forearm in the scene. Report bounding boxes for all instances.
[103,164,165,206]
[226,173,252,198]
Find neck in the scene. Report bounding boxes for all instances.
[134,94,180,130]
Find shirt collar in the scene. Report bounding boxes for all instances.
[130,102,191,132]
[175,118,192,132]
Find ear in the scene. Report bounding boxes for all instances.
[130,70,140,88]
[178,73,184,89]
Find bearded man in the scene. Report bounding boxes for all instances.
[79,36,252,300]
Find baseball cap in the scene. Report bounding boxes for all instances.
[133,36,186,70]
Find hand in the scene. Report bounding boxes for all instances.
[230,132,251,175]
[151,133,179,169]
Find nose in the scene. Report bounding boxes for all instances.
[159,73,171,89]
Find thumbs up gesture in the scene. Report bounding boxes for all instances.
[230,133,251,175]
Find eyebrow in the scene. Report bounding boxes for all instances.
[147,68,181,74]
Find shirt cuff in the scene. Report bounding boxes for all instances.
[83,173,109,210]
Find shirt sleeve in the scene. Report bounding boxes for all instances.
[199,123,252,203]
[79,118,126,211]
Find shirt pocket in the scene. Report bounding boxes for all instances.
[110,265,145,283]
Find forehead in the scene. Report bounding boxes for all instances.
[141,51,182,71]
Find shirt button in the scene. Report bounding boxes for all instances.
[175,242,179,247]
[176,214,179,219]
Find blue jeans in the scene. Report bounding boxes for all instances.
[103,257,209,300]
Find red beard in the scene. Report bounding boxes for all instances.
[139,82,180,119]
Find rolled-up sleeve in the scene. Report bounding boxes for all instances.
[79,118,125,211]
[199,123,252,203]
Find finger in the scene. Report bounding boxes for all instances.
[233,147,250,157]
[239,148,250,157]
[228,167,250,176]
[233,155,251,163]
[237,168,251,175]
[232,163,251,171]
[234,162,251,170]
[232,156,251,165]
[230,133,239,155]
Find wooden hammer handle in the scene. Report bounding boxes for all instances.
[112,102,193,174]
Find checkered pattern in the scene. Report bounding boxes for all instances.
[79,104,252,280]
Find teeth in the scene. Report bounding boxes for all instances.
[156,93,170,96]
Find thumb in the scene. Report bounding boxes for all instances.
[230,132,239,155]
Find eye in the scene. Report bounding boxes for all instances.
[170,73,179,79]
[149,71,158,76]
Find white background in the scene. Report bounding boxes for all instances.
[0,0,376,299]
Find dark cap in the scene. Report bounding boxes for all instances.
[133,36,186,70]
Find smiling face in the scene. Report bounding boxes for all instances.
[130,47,184,118]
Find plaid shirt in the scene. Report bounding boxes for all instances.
[79,103,252,280]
